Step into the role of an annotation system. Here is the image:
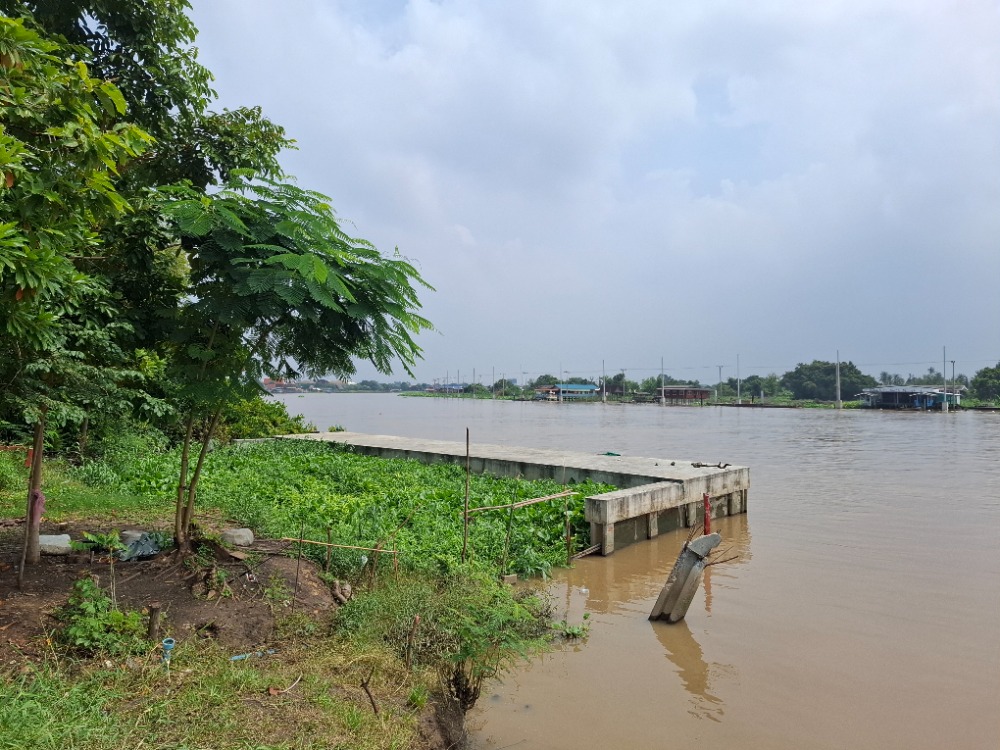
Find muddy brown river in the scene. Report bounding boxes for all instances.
[278,394,1000,750]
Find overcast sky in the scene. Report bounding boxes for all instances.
[189,0,999,385]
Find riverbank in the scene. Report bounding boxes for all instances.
[0,440,604,749]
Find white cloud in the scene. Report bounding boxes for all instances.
[190,0,1000,380]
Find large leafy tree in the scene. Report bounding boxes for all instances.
[2,3,435,559]
[0,16,152,566]
[781,360,877,401]
[1,1,292,348]
[162,178,433,548]
[970,362,1000,402]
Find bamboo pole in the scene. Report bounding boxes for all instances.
[465,490,577,514]
[278,538,401,554]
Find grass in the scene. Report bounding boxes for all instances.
[0,451,164,525]
[17,438,614,580]
[1,435,607,748]
[0,637,429,750]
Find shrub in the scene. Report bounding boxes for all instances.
[221,396,315,440]
[54,579,146,656]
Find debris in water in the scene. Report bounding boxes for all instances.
[649,532,722,623]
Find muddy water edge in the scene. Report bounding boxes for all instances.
[277,393,1000,750]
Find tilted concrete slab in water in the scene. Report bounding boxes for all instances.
[285,432,750,556]
[649,532,722,622]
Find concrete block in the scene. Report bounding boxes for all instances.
[221,528,254,547]
[39,534,72,555]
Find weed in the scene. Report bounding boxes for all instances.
[552,612,591,639]
[276,612,321,638]
[53,579,145,656]
[264,574,291,606]
[407,684,429,710]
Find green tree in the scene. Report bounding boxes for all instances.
[530,374,558,388]
[879,371,906,386]
[0,16,153,567]
[2,1,291,352]
[780,360,877,401]
[906,367,943,386]
[162,177,432,549]
[971,362,1000,402]
[491,378,519,397]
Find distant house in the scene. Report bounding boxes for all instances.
[655,385,713,404]
[534,383,600,400]
[858,385,963,410]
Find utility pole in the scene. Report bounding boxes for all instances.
[835,350,842,409]
[942,346,948,413]
[660,356,665,406]
[737,354,741,405]
[716,365,723,404]
[602,360,606,403]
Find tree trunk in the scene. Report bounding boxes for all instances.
[173,412,196,551]
[78,416,89,457]
[17,412,46,587]
[181,407,222,537]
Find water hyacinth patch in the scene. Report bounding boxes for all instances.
[89,439,614,579]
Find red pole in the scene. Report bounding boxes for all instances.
[703,493,711,535]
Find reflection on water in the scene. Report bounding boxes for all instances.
[651,619,723,721]
[278,395,1000,750]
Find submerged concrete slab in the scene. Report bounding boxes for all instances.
[285,432,749,555]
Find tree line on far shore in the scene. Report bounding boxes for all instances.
[328,360,1000,404]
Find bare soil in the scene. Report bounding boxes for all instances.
[0,518,467,749]
[0,518,335,660]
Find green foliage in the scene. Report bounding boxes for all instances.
[74,437,611,578]
[971,362,1000,402]
[79,531,125,555]
[75,425,175,494]
[336,568,549,710]
[0,450,27,491]
[552,612,591,639]
[0,16,151,351]
[780,360,877,401]
[183,441,607,577]
[221,395,314,440]
[54,578,145,656]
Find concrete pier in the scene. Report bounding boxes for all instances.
[287,432,750,556]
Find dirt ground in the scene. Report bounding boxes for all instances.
[0,518,336,660]
[0,519,468,749]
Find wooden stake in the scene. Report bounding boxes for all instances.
[405,615,421,670]
[462,428,470,563]
[147,602,163,641]
[293,519,305,607]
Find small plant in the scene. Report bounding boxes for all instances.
[80,532,127,608]
[277,612,320,637]
[552,612,590,640]
[263,574,291,607]
[184,543,216,573]
[407,684,429,710]
[54,578,145,656]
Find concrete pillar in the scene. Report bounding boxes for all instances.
[684,502,698,528]
[647,511,659,539]
[600,522,615,555]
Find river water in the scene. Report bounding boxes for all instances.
[276,393,1000,750]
